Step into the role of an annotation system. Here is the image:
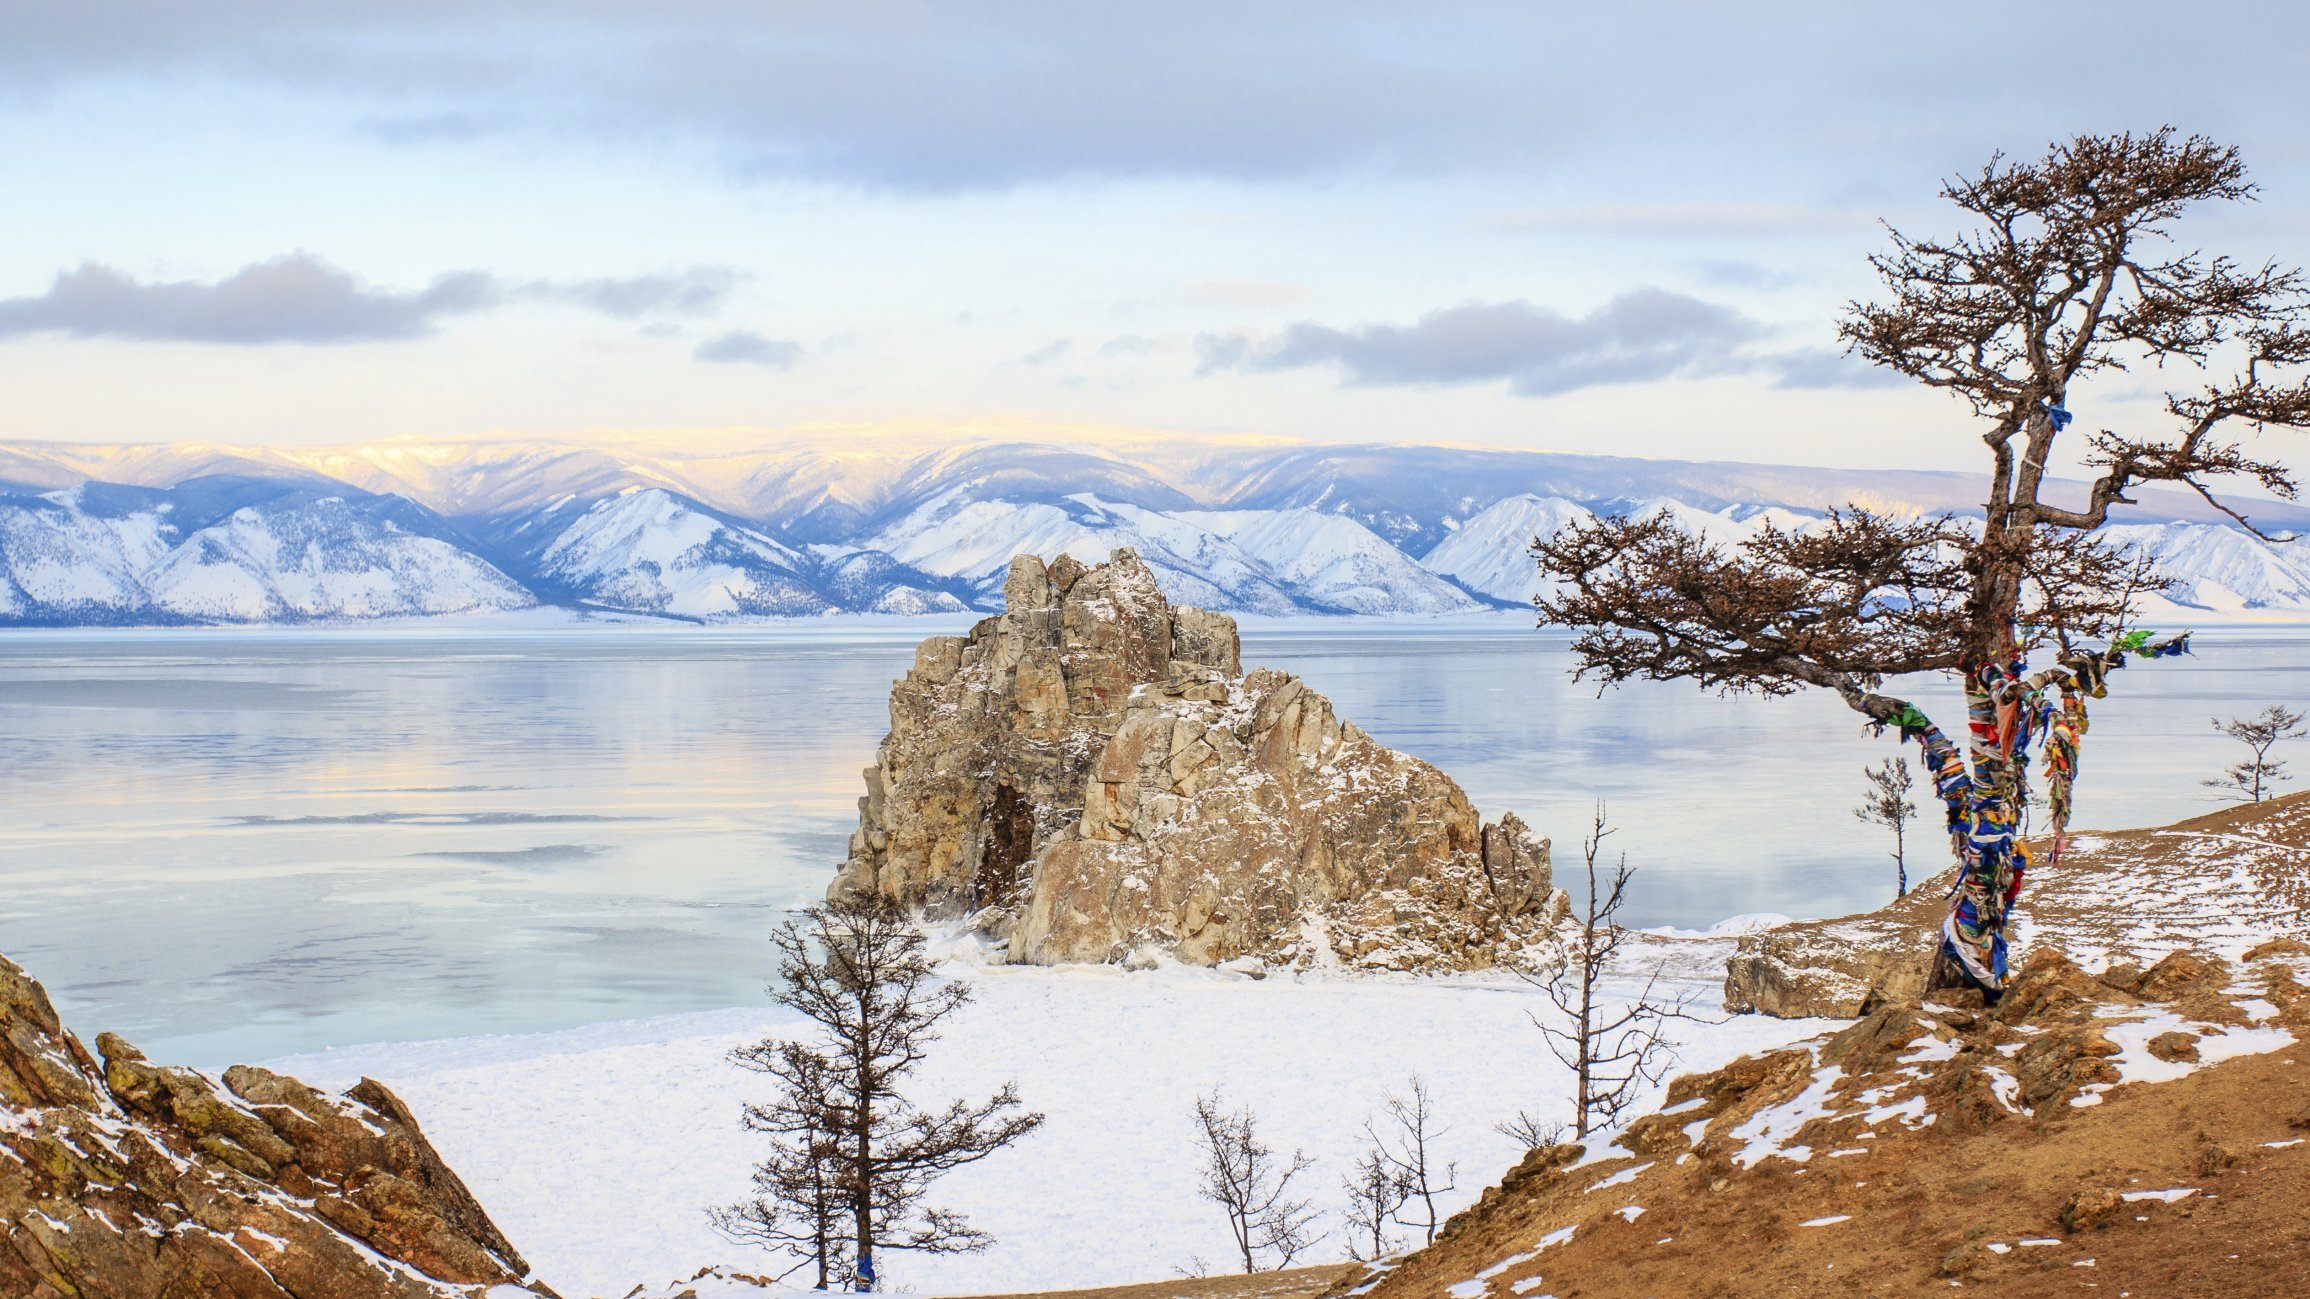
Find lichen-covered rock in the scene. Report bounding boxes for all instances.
[833,549,1565,968]
[0,951,549,1299]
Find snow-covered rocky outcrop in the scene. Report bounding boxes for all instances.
[827,549,1566,969]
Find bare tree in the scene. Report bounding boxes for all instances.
[1535,130,2310,1005]
[1516,804,1686,1140]
[720,898,1044,1291]
[1491,1110,1565,1151]
[2205,705,2307,802]
[1359,1078,1455,1247]
[712,1042,851,1287]
[1853,755,1919,899]
[1339,1144,1405,1263]
[1190,1090,1321,1273]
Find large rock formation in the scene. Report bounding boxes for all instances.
[0,951,549,1299]
[830,549,1565,969]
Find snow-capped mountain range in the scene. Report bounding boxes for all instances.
[3,434,2308,625]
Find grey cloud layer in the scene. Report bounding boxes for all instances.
[0,255,742,345]
[692,330,800,368]
[1197,293,1890,395]
[9,2,2303,192]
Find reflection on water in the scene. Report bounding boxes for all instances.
[1,622,2302,1063]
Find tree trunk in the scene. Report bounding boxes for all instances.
[853,1113,874,1291]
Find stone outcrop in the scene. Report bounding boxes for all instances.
[831,549,1565,969]
[0,951,549,1299]
[1720,878,1946,1017]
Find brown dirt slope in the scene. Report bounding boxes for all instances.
[1726,787,2310,1017]
[1347,936,2310,1299]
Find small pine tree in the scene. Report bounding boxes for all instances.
[1853,755,1918,899]
[716,897,1043,1291]
[2204,705,2307,803]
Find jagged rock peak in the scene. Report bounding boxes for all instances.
[0,950,551,1299]
[831,548,1566,970]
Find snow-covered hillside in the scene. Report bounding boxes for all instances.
[536,488,833,618]
[0,481,532,624]
[4,436,2309,624]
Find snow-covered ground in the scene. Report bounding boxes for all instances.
[266,943,1833,1299]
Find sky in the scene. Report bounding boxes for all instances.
[2,2,2307,474]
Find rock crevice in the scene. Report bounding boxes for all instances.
[832,549,1565,969]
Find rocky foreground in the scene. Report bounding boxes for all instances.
[1724,791,2310,1017]
[0,952,549,1298]
[831,549,1566,970]
[1343,790,2310,1299]
[1349,939,2310,1298]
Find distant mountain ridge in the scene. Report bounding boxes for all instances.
[2,434,2307,625]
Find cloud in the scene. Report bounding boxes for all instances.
[1197,291,1774,396]
[8,4,2308,212]
[0,256,497,344]
[18,5,2298,194]
[693,330,801,368]
[544,269,743,319]
[0,255,743,345]
[1097,334,1157,358]
[1020,339,1071,366]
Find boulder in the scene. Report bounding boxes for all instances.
[1721,886,1945,1018]
[0,951,549,1299]
[833,549,1565,968]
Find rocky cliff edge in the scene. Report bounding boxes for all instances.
[0,951,549,1299]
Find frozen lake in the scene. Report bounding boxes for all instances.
[2,619,2303,1063]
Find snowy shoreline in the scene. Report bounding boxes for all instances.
[259,928,1829,1299]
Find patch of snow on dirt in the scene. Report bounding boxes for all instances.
[1728,1065,1842,1168]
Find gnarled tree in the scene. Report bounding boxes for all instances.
[1536,130,2310,1003]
